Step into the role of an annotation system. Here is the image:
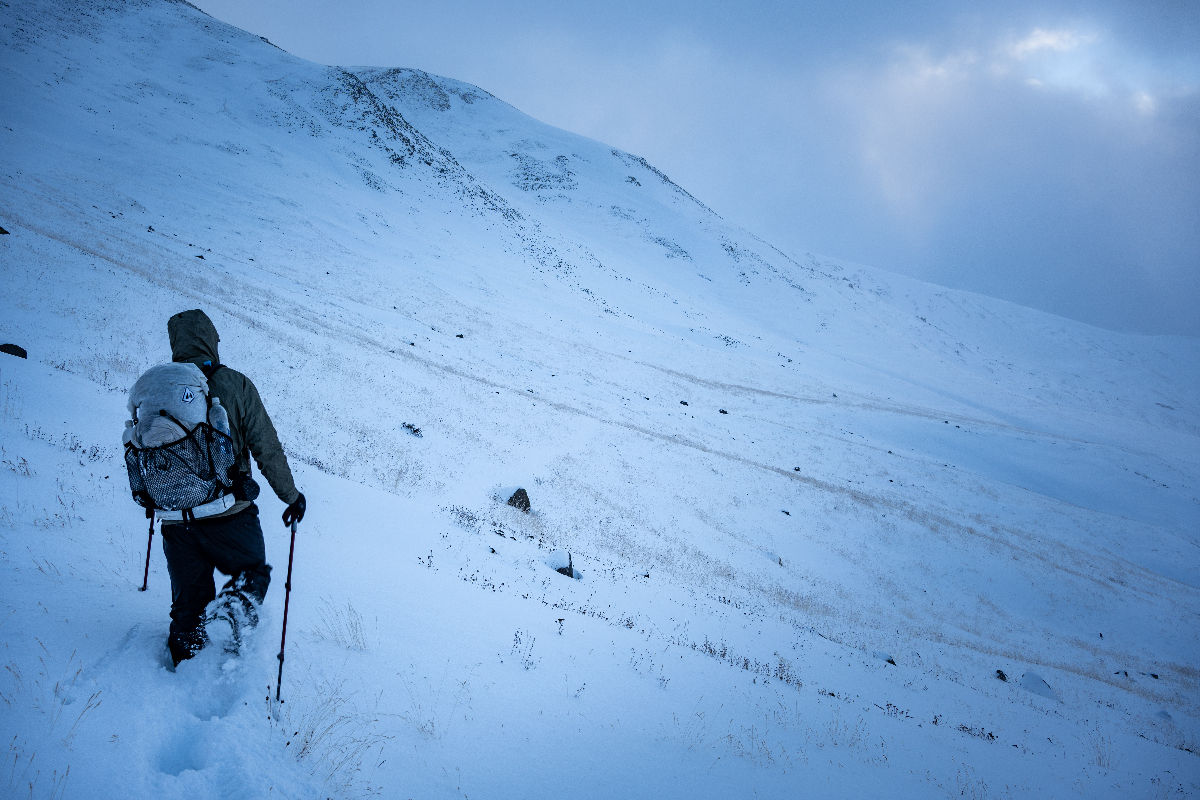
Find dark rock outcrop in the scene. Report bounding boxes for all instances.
[507,487,530,512]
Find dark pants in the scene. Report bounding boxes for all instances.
[161,504,271,663]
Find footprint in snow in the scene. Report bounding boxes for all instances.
[155,718,211,776]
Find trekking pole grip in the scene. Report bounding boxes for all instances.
[276,517,298,702]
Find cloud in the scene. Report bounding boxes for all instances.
[1008,27,1094,59]
[817,25,1199,334]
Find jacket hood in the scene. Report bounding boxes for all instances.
[168,309,220,368]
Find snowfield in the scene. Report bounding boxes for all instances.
[1,0,1198,797]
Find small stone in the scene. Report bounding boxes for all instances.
[680,401,688,406]
[547,549,576,578]
[507,488,530,512]
[0,344,27,359]
[996,669,1008,682]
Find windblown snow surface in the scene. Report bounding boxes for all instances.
[1,1,1198,797]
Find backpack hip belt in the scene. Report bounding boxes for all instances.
[157,493,239,522]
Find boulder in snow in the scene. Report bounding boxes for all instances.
[493,486,531,512]
[547,549,580,579]
[507,487,530,512]
[1019,672,1059,702]
[0,344,27,359]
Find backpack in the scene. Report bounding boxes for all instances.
[123,362,238,520]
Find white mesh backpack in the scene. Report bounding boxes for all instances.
[123,362,238,520]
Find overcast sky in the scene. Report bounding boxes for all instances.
[196,0,1199,337]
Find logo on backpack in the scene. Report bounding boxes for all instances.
[182,387,195,403]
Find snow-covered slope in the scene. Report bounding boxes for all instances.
[1,0,1197,797]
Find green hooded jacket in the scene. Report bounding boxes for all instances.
[166,310,300,518]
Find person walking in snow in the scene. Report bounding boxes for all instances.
[157,309,306,665]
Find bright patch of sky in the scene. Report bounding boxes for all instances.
[195,0,1199,337]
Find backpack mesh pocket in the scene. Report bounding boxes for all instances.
[125,423,237,511]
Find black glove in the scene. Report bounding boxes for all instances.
[282,492,306,526]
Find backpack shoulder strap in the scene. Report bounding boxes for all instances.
[201,363,226,411]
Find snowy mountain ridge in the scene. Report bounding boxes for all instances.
[1,0,1197,797]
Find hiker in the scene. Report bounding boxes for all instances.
[130,309,306,665]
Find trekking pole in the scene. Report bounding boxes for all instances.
[276,517,297,702]
[139,509,155,591]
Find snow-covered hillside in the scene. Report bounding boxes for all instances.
[1,0,1197,797]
